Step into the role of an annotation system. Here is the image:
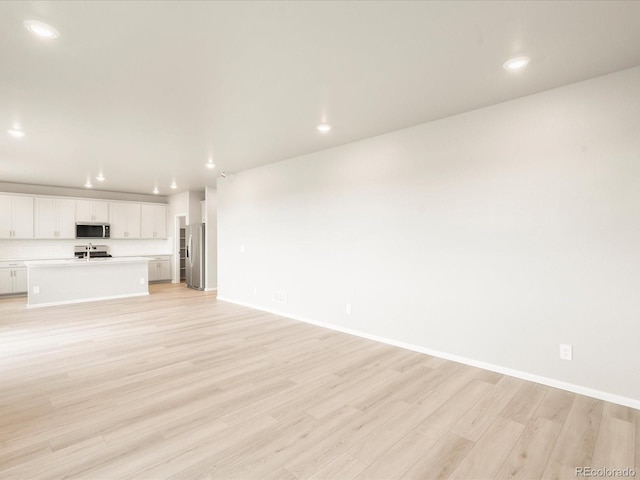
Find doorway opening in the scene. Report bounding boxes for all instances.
[175,215,187,283]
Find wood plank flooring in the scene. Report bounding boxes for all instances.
[0,284,637,479]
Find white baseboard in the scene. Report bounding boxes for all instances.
[217,296,640,410]
[28,292,149,309]
[204,287,218,292]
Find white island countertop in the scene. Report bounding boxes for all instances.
[25,257,151,308]
[24,257,150,267]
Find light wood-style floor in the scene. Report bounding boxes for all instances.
[0,284,637,479]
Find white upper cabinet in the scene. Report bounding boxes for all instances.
[76,200,109,223]
[35,197,76,239]
[0,194,34,239]
[141,204,167,239]
[1,192,168,242]
[109,202,141,239]
[35,198,56,238]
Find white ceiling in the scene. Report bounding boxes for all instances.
[1,1,640,196]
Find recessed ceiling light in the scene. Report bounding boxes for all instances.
[153,187,159,194]
[96,174,105,182]
[170,181,177,189]
[7,129,25,138]
[84,181,92,188]
[503,56,530,71]
[24,20,60,40]
[206,161,215,169]
[317,123,331,133]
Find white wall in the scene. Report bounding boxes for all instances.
[0,182,167,203]
[189,191,205,226]
[169,191,189,223]
[218,66,640,406]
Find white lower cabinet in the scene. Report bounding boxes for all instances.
[148,256,171,282]
[0,262,27,295]
[14,268,28,293]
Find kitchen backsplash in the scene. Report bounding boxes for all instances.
[0,238,173,260]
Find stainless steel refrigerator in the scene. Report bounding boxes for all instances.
[186,223,205,290]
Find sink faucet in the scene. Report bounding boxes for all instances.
[86,242,93,261]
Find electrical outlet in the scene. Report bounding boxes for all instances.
[253,286,258,295]
[140,278,145,284]
[273,291,287,304]
[559,344,573,360]
[240,245,245,253]
[33,286,40,294]
[346,303,352,315]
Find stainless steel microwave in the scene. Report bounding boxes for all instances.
[76,222,110,239]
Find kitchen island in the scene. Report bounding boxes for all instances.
[24,257,150,308]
